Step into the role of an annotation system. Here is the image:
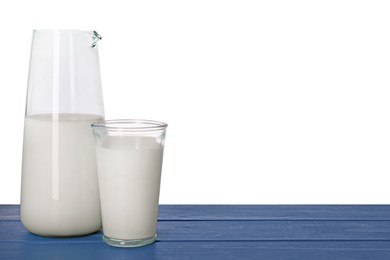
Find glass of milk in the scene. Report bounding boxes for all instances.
[91,119,168,247]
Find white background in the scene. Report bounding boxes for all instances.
[1,0,390,204]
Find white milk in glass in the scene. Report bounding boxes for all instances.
[95,136,164,240]
[21,113,102,236]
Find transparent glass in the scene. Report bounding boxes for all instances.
[21,30,104,237]
[91,120,168,247]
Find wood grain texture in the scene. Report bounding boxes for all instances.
[2,241,390,260]
[1,205,390,259]
[158,205,390,221]
[2,219,390,242]
[3,205,390,220]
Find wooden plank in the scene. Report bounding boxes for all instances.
[0,221,101,243]
[157,220,390,241]
[1,241,390,260]
[3,205,390,221]
[2,219,390,242]
[0,205,20,220]
[158,205,390,221]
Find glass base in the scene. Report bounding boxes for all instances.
[103,234,157,247]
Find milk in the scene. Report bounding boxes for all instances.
[21,113,103,236]
[95,135,164,240]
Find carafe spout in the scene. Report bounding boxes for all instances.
[90,31,102,48]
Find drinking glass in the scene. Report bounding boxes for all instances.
[91,119,168,247]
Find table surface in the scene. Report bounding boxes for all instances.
[1,205,390,259]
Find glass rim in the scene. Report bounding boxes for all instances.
[33,29,91,34]
[91,119,168,132]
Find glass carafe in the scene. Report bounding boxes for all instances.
[21,30,104,236]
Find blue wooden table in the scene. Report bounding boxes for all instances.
[1,205,390,259]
